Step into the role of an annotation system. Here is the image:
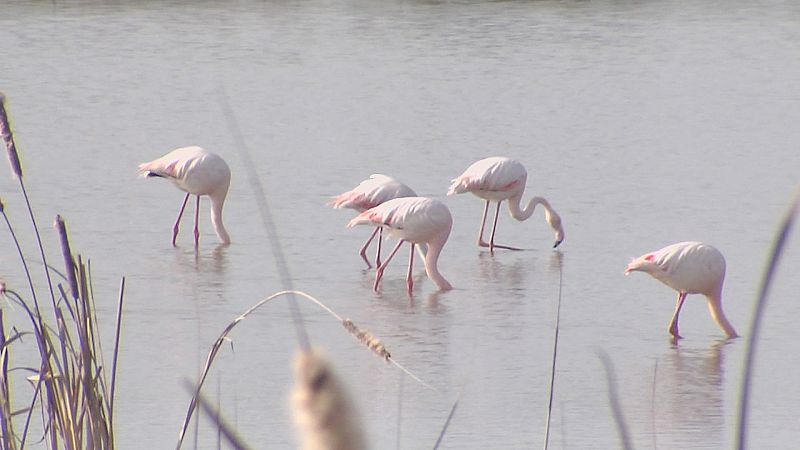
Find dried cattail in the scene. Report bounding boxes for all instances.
[292,349,365,450]
[55,215,79,301]
[0,93,23,179]
[342,319,390,360]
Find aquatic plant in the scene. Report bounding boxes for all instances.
[0,93,125,450]
[175,289,438,449]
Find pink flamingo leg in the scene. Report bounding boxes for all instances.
[483,200,522,252]
[376,227,383,267]
[477,200,490,247]
[669,292,688,339]
[193,195,201,247]
[359,227,380,268]
[172,193,191,247]
[406,243,415,293]
[374,240,405,292]
[489,201,501,253]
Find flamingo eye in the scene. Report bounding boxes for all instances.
[644,254,655,262]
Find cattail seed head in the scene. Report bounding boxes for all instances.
[55,215,79,300]
[342,318,390,360]
[0,93,23,179]
[292,349,365,450]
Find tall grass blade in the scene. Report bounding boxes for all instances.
[543,258,563,450]
[1,94,57,312]
[432,394,460,450]
[0,309,19,450]
[598,350,633,450]
[180,381,254,450]
[1,201,42,323]
[108,277,125,446]
[216,86,310,351]
[736,186,800,450]
[651,360,658,450]
[395,373,403,450]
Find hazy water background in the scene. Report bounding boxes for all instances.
[1,0,799,448]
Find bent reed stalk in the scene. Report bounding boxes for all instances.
[176,289,438,449]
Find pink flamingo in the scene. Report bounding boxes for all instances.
[348,197,452,293]
[139,146,231,247]
[331,174,417,268]
[447,156,564,252]
[625,241,738,339]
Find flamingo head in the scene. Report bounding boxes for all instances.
[545,210,565,248]
[624,253,657,275]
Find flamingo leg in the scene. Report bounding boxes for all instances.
[489,201,502,253]
[374,240,405,292]
[477,200,490,247]
[376,227,383,267]
[406,243,415,293]
[668,292,688,339]
[480,200,523,252]
[172,193,191,247]
[359,227,380,268]
[193,195,201,247]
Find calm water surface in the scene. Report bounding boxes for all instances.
[1,1,799,448]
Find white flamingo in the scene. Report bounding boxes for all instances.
[348,197,452,293]
[139,146,231,246]
[331,174,416,268]
[447,156,564,252]
[625,241,738,339]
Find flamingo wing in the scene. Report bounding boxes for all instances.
[138,146,206,180]
[331,174,416,210]
[447,156,526,195]
[348,197,451,243]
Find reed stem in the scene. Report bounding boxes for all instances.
[735,186,800,449]
[543,259,563,450]
[177,289,436,449]
[598,351,633,450]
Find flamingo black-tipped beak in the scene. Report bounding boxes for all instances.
[553,239,563,249]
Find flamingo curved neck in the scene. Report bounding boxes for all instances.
[423,239,451,291]
[706,294,738,338]
[210,194,230,245]
[508,195,551,222]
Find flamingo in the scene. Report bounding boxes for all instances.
[625,241,738,339]
[348,197,452,293]
[447,156,564,252]
[139,146,231,247]
[330,174,417,268]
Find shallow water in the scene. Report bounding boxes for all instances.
[1,1,800,448]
